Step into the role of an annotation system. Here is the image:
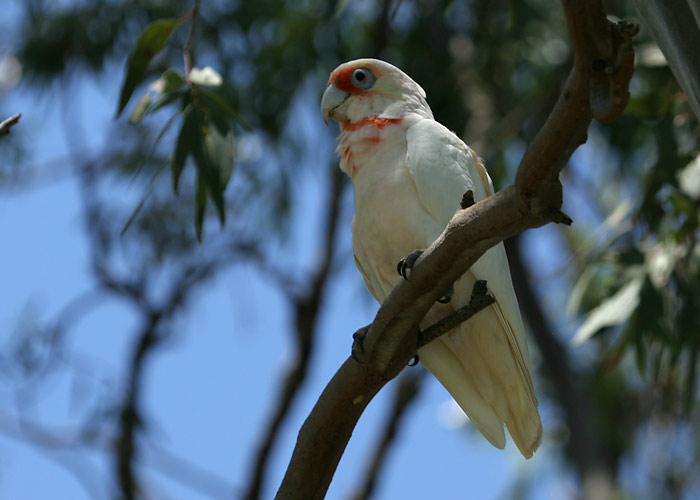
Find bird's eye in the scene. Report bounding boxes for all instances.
[351,68,375,89]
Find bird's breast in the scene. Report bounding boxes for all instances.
[345,127,445,301]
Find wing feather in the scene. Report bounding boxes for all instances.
[405,119,540,454]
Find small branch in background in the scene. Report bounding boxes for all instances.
[182,0,200,78]
[116,316,163,500]
[0,113,21,136]
[348,371,424,500]
[242,166,347,500]
[75,158,241,499]
[0,413,236,499]
[504,236,615,500]
[113,255,229,499]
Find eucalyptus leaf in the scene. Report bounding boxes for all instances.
[191,124,226,225]
[128,91,153,125]
[152,68,186,94]
[572,275,644,345]
[195,174,207,242]
[199,89,250,128]
[116,18,180,117]
[203,116,235,188]
[171,105,197,192]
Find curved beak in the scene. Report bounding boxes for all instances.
[321,83,349,126]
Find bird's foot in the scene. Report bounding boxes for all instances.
[351,325,370,363]
[397,249,424,280]
[461,189,475,209]
[397,249,452,303]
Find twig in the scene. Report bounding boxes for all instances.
[0,413,236,499]
[0,113,21,136]
[275,2,637,499]
[183,0,200,78]
[114,258,224,499]
[417,280,495,349]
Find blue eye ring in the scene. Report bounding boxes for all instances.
[351,68,375,89]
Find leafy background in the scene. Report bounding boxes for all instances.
[1,0,698,499]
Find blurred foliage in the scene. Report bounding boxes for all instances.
[3,0,700,498]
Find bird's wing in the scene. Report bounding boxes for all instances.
[405,118,540,454]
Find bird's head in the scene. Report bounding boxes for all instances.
[321,59,433,128]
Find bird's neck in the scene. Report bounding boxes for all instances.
[337,115,407,178]
[340,116,402,133]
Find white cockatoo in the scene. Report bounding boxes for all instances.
[321,59,542,458]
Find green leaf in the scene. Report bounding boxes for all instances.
[191,124,226,225]
[633,316,647,376]
[195,174,207,242]
[156,68,186,94]
[116,18,180,117]
[128,91,152,125]
[203,115,235,188]
[171,105,197,192]
[149,89,186,115]
[684,345,698,413]
[566,266,595,318]
[199,88,250,129]
[572,274,644,345]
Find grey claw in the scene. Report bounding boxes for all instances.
[437,284,454,303]
[397,249,424,280]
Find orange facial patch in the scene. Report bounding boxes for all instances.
[328,65,378,95]
[341,116,402,132]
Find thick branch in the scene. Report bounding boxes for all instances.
[348,371,423,500]
[276,2,635,498]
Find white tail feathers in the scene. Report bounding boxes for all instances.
[417,273,543,459]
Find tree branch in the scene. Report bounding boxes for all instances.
[182,0,200,78]
[348,371,424,500]
[276,2,636,498]
[0,113,21,136]
[242,167,346,500]
[417,280,494,349]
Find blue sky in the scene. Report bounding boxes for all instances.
[0,3,600,499]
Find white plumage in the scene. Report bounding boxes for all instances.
[322,59,542,458]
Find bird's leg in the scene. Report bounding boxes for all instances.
[397,249,452,303]
[351,325,370,363]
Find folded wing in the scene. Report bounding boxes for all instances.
[405,119,541,457]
